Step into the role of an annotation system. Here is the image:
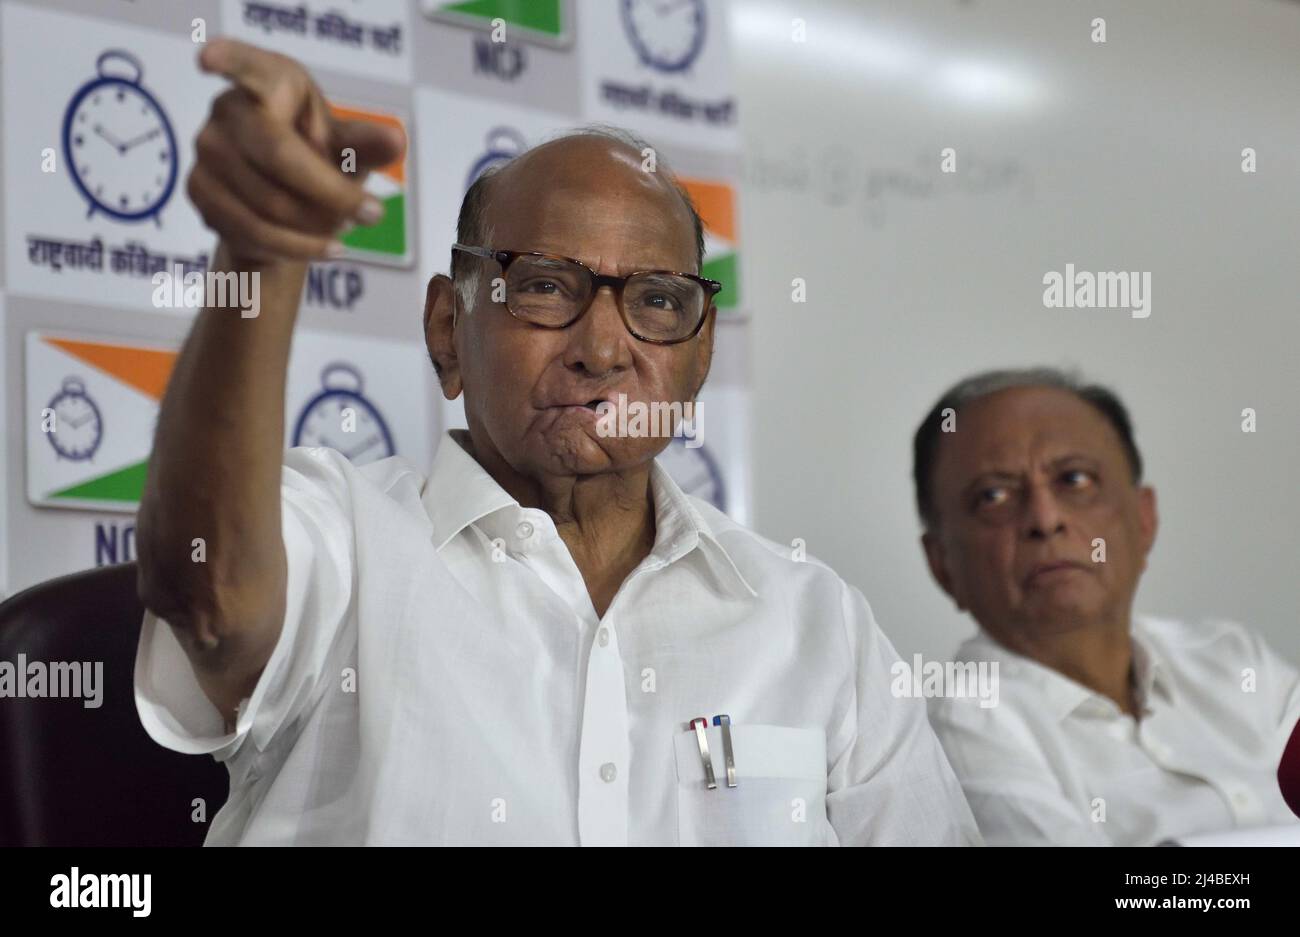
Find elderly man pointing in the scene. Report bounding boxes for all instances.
[134,39,977,846]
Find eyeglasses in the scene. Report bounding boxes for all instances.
[452,244,722,345]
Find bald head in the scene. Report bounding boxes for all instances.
[452,129,704,309]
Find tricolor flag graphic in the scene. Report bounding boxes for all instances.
[26,333,177,512]
[680,177,739,311]
[330,102,413,267]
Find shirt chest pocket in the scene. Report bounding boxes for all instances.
[672,724,830,846]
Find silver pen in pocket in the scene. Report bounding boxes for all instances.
[689,717,717,790]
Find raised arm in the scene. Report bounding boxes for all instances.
[135,38,404,725]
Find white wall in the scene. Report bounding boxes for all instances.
[732,0,1300,663]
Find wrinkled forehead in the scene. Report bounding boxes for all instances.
[938,386,1128,476]
[485,140,698,274]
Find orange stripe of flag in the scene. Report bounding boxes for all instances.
[328,102,406,184]
[680,178,736,243]
[45,337,176,400]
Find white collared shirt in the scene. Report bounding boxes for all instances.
[135,432,979,846]
[929,616,1300,846]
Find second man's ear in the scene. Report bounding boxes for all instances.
[424,274,462,400]
[921,530,965,612]
[1136,484,1159,570]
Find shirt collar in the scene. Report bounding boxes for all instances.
[646,458,758,599]
[966,620,1172,722]
[1130,617,1174,710]
[419,430,758,600]
[420,430,517,552]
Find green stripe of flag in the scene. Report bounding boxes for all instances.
[50,459,149,504]
[342,194,406,257]
[440,0,564,36]
[703,252,738,309]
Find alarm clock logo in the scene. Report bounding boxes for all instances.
[62,49,180,225]
[657,435,726,511]
[620,0,708,74]
[46,377,104,462]
[464,127,528,191]
[292,362,397,466]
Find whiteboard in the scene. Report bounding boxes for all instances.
[732,0,1300,663]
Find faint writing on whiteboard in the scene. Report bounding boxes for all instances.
[740,144,1034,227]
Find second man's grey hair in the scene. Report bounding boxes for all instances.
[911,366,1145,529]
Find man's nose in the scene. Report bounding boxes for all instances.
[1021,481,1066,540]
[563,285,631,377]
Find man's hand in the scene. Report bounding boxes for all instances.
[190,37,406,266]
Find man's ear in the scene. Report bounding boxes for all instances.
[424,274,462,401]
[921,529,965,611]
[691,305,717,397]
[1136,484,1158,569]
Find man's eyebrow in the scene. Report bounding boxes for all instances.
[636,270,690,283]
[964,458,1022,477]
[964,453,1100,478]
[959,469,1022,492]
[1047,452,1102,469]
[614,260,694,275]
[528,255,570,269]
[526,253,689,276]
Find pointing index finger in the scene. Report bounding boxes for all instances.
[199,38,301,115]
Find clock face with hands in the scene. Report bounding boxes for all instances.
[46,377,104,462]
[62,49,179,223]
[621,0,708,73]
[292,363,396,466]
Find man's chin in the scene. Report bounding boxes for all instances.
[1024,615,1094,638]
[1018,594,1111,636]
[537,425,647,476]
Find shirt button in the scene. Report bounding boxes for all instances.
[597,628,610,647]
[600,762,617,783]
[516,520,534,540]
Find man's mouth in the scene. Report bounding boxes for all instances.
[549,396,612,411]
[1022,560,1088,587]
[547,398,611,418]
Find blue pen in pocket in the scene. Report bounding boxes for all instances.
[713,714,737,788]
